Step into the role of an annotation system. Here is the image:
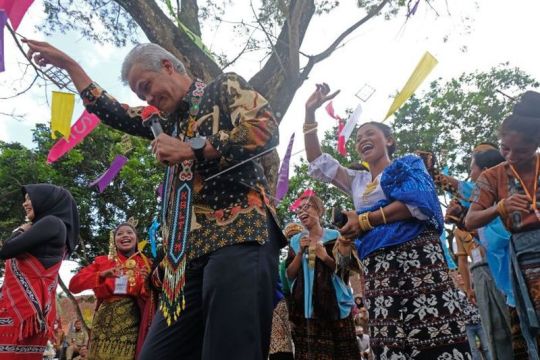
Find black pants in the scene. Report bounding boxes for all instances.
[139,216,282,360]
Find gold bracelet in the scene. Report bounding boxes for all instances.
[357,212,373,232]
[303,122,318,134]
[362,213,373,231]
[379,207,387,224]
[496,199,508,218]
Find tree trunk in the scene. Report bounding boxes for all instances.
[249,0,316,121]
[179,0,202,37]
[114,0,221,82]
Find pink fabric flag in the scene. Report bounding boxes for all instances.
[337,120,346,156]
[289,189,316,212]
[0,10,6,73]
[325,101,347,156]
[89,155,128,193]
[325,101,337,119]
[47,110,101,163]
[275,133,295,203]
[0,0,34,30]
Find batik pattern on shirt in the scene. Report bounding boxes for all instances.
[80,72,279,260]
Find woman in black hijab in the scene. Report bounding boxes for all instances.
[0,184,80,360]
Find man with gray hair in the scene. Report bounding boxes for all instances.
[24,39,283,360]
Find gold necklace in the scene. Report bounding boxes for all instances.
[363,177,379,203]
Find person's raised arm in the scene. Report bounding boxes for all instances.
[464,170,531,230]
[23,39,155,139]
[304,83,339,162]
[304,84,359,194]
[24,39,93,93]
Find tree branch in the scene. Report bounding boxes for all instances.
[0,75,39,100]
[6,24,77,93]
[310,0,391,64]
[249,1,287,76]
[57,277,90,333]
[220,30,256,71]
[77,236,91,264]
[0,111,26,121]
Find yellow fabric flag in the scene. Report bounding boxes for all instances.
[50,91,75,139]
[384,51,438,121]
[138,240,148,252]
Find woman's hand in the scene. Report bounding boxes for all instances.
[305,83,340,115]
[502,194,531,214]
[151,133,194,165]
[99,267,121,279]
[466,287,477,305]
[339,210,362,239]
[315,242,329,260]
[337,236,354,255]
[299,236,310,252]
[139,266,150,279]
[19,223,32,232]
[445,199,465,225]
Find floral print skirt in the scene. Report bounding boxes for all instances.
[362,230,472,359]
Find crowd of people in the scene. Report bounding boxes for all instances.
[0,36,538,360]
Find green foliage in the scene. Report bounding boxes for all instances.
[392,63,539,175]
[0,124,162,265]
[39,0,139,46]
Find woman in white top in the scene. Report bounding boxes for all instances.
[303,83,471,359]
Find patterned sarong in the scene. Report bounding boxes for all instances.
[269,299,293,355]
[88,297,140,360]
[290,314,359,360]
[510,229,540,360]
[362,230,472,359]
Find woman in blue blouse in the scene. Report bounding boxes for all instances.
[286,192,361,360]
[303,83,471,359]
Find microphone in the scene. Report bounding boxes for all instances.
[141,106,164,138]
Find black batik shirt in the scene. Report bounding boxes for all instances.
[80,72,279,259]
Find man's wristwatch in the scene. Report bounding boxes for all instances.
[189,136,207,162]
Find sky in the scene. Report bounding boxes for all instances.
[1,0,540,284]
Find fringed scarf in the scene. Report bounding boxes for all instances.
[159,80,205,325]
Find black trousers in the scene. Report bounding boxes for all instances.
[139,215,282,360]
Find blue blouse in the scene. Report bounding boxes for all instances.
[289,229,354,319]
[355,155,444,259]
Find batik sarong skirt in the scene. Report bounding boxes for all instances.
[269,299,294,355]
[290,314,360,360]
[362,230,472,359]
[89,297,140,360]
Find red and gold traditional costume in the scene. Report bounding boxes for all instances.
[69,252,154,360]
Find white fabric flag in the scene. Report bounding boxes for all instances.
[341,103,363,142]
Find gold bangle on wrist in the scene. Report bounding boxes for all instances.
[496,199,508,218]
[303,122,318,134]
[357,212,374,232]
[379,207,387,224]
